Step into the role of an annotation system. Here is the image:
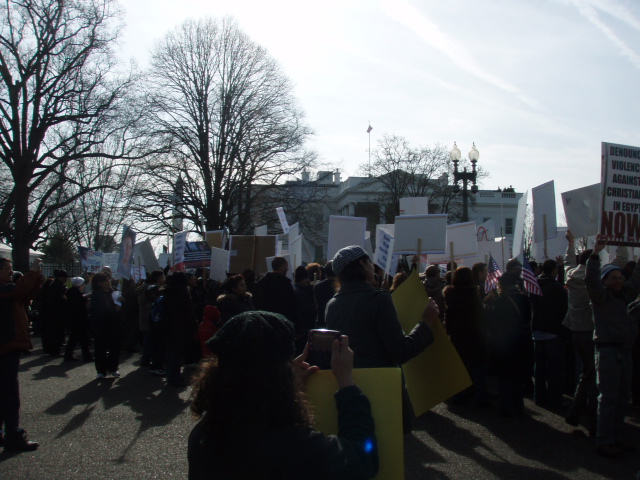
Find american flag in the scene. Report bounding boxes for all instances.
[485,253,502,293]
[522,253,543,296]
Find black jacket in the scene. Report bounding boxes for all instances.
[530,275,569,338]
[253,272,298,325]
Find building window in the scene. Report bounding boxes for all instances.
[505,218,513,235]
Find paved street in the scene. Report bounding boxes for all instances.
[1,339,639,480]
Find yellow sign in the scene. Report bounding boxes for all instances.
[306,368,404,480]
[392,270,472,416]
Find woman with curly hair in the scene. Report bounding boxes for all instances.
[188,310,378,480]
[216,274,254,325]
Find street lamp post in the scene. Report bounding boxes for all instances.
[450,142,479,222]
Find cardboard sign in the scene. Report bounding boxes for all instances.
[511,191,528,259]
[209,247,230,282]
[399,197,429,216]
[373,229,394,275]
[327,216,367,260]
[561,183,600,240]
[532,181,557,244]
[600,142,640,246]
[229,235,277,274]
[427,221,478,263]
[276,207,290,234]
[393,214,448,255]
[392,270,472,415]
[205,230,227,250]
[306,368,404,480]
[532,227,568,261]
[133,238,161,272]
[254,225,268,236]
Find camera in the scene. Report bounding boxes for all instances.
[307,329,341,370]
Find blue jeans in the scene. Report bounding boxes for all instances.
[534,336,565,407]
[595,345,632,446]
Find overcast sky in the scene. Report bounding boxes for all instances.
[117,0,640,215]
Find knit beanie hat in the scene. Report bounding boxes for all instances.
[206,311,295,367]
[332,245,369,277]
[71,277,85,287]
[601,263,622,281]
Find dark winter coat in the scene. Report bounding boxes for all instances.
[530,274,569,338]
[443,285,487,364]
[253,272,298,325]
[216,292,254,324]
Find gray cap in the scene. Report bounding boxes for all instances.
[332,245,369,276]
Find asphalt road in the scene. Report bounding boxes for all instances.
[1,340,639,480]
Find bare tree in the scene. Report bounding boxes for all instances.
[132,17,313,238]
[0,0,151,271]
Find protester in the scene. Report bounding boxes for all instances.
[188,311,378,480]
[197,305,221,358]
[216,274,254,325]
[325,245,438,433]
[121,278,140,353]
[487,272,531,418]
[422,264,445,320]
[586,235,639,459]
[444,267,489,407]
[41,269,68,356]
[137,270,165,367]
[90,273,122,379]
[0,257,42,451]
[472,262,488,301]
[530,259,569,408]
[293,266,315,354]
[389,272,408,293]
[63,277,93,362]
[252,257,298,324]
[313,261,335,327]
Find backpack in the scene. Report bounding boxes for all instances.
[151,295,165,323]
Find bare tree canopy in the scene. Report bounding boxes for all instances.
[0,0,149,270]
[131,17,313,237]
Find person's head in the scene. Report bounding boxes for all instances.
[505,258,522,276]
[390,272,408,293]
[601,264,624,293]
[71,277,85,291]
[444,271,453,285]
[186,272,198,288]
[271,257,289,275]
[149,270,165,286]
[452,266,474,288]
[222,274,247,296]
[305,263,322,282]
[11,271,23,283]
[498,272,520,295]
[542,259,557,277]
[294,266,309,285]
[101,266,112,279]
[166,272,188,288]
[91,273,110,292]
[190,311,311,449]
[425,264,440,279]
[332,246,373,284]
[323,261,335,279]
[472,263,487,283]
[0,258,13,285]
[529,261,541,276]
[447,260,457,272]
[578,249,593,266]
[241,269,256,285]
[54,269,69,283]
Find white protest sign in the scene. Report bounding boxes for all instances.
[472,238,511,272]
[210,247,230,282]
[276,207,290,234]
[561,183,600,239]
[477,218,496,241]
[327,216,367,260]
[532,181,557,244]
[158,253,171,269]
[600,142,640,246]
[427,222,478,263]
[254,225,268,236]
[102,252,119,269]
[393,214,448,255]
[173,231,186,270]
[532,227,568,261]
[364,231,374,260]
[399,197,429,216]
[289,234,303,270]
[288,222,300,247]
[134,238,161,272]
[374,229,395,275]
[511,191,528,259]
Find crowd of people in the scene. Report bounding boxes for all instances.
[1,232,639,475]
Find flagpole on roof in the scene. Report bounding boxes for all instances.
[367,122,373,176]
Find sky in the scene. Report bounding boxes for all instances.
[117,0,640,219]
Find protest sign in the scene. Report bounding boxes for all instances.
[477,218,496,241]
[373,228,394,275]
[184,241,211,269]
[473,237,511,272]
[532,227,568,261]
[306,368,403,480]
[364,231,374,260]
[254,225,268,236]
[229,235,277,274]
[289,234,303,270]
[205,230,227,250]
[276,207,290,234]
[399,197,429,216]
[133,238,161,272]
[393,214,447,255]
[327,216,367,260]
[561,183,600,239]
[532,181,557,244]
[158,253,171,269]
[393,270,472,415]
[600,142,640,246]
[102,252,119,271]
[288,222,299,246]
[78,246,90,270]
[511,191,528,259]
[210,247,230,282]
[116,226,136,280]
[427,221,478,263]
[173,231,186,272]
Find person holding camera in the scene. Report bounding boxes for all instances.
[188,310,378,480]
